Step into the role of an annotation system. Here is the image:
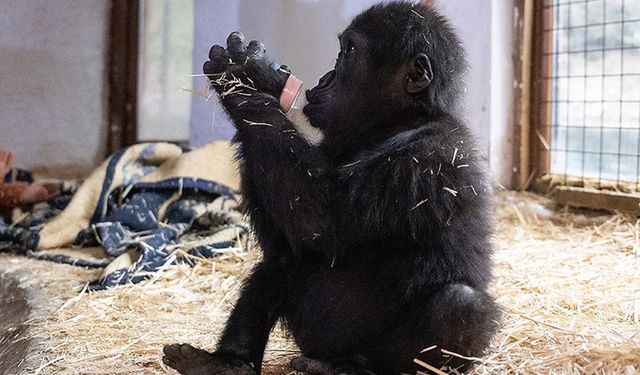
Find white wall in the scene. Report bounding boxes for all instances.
[0,0,515,184]
[437,0,516,188]
[188,0,515,186]
[190,0,391,145]
[436,0,493,157]
[0,0,109,175]
[489,0,516,188]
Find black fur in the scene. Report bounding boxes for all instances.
[163,2,499,374]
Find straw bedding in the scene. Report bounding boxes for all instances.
[0,191,638,374]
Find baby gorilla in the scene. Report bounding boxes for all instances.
[163,2,499,374]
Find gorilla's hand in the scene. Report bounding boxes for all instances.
[204,32,289,100]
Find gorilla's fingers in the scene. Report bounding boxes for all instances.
[203,60,224,78]
[247,40,266,59]
[227,31,247,62]
[205,45,231,77]
[209,44,227,60]
[227,31,246,48]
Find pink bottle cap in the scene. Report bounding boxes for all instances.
[279,74,303,113]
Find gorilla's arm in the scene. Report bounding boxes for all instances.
[220,93,337,252]
[203,34,454,258]
[221,92,459,258]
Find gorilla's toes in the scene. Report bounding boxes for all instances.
[162,343,216,375]
[162,344,259,375]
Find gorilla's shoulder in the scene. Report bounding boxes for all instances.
[383,116,472,157]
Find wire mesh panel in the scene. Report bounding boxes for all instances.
[544,0,640,190]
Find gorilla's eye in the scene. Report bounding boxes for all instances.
[345,41,356,55]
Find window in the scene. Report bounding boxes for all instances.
[137,0,194,142]
[543,0,640,190]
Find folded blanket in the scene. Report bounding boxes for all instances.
[0,142,250,290]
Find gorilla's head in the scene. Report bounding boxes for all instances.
[303,1,467,159]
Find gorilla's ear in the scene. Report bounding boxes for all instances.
[406,53,433,94]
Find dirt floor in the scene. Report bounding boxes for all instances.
[0,191,639,374]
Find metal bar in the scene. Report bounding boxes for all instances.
[519,0,535,190]
[616,0,625,188]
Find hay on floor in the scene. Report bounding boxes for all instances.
[0,191,639,374]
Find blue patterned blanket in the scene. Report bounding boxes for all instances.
[0,142,250,290]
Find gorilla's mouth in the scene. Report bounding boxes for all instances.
[306,70,336,105]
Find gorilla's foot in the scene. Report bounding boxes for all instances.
[162,344,217,375]
[291,356,376,375]
[162,344,256,375]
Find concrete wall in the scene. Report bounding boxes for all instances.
[0,0,109,176]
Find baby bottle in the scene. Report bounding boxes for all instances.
[278,73,321,143]
[279,74,306,113]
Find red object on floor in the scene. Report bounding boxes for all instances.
[0,149,60,211]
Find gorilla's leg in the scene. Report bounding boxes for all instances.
[288,283,497,374]
[163,252,288,374]
[362,283,499,374]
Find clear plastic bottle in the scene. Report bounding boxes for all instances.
[279,74,305,113]
[291,92,308,110]
[280,74,321,143]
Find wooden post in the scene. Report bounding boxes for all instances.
[107,0,139,155]
[529,0,554,192]
[518,0,534,190]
